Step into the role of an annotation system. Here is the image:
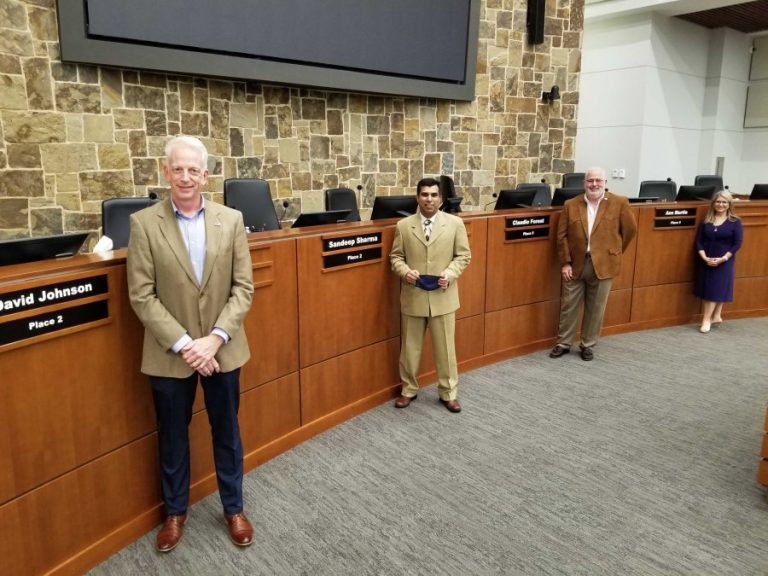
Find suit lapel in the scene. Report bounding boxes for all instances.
[592,193,611,232]
[200,203,223,291]
[408,214,428,247]
[429,213,446,244]
[157,200,199,287]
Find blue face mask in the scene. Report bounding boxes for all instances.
[415,275,441,291]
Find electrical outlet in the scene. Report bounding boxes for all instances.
[611,168,619,178]
[619,169,626,178]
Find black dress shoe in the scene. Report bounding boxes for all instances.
[549,345,570,358]
[580,347,594,361]
[395,394,416,408]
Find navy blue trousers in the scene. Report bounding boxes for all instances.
[150,368,244,515]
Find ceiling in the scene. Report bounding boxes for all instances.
[675,1,768,34]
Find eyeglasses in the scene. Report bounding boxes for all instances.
[585,179,605,184]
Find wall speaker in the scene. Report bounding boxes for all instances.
[527,0,545,45]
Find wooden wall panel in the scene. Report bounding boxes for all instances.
[297,227,400,368]
[603,288,632,328]
[735,207,768,278]
[732,277,768,313]
[300,338,400,424]
[612,205,639,291]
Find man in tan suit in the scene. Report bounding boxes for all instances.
[127,136,254,552]
[390,178,471,412]
[550,167,637,361]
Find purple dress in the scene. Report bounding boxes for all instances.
[694,218,743,302]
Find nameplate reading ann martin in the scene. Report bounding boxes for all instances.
[0,275,108,318]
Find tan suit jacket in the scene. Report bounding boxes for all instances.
[390,212,471,317]
[557,192,637,280]
[127,199,254,377]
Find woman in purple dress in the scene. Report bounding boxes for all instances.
[694,191,743,333]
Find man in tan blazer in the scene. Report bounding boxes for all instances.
[127,136,254,552]
[390,178,471,412]
[550,167,637,361]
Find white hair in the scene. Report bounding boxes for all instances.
[584,166,606,181]
[165,135,208,168]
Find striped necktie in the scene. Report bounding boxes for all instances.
[424,219,432,241]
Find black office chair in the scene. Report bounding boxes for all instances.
[223,178,280,232]
[562,172,585,189]
[516,182,551,207]
[102,196,159,249]
[551,186,583,206]
[694,175,724,191]
[439,175,461,212]
[750,184,768,200]
[324,188,361,221]
[638,179,677,201]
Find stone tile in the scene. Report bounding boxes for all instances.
[301,98,325,120]
[236,157,262,178]
[100,68,123,110]
[145,110,167,136]
[78,64,99,84]
[28,7,57,40]
[64,211,101,232]
[23,57,54,110]
[139,72,167,89]
[0,29,33,57]
[132,158,158,185]
[210,100,229,140]
[56,173,79,193]
[55,83,101,113]
[277,105,292,138]
[310,136,330,159]
[128,130,147,157]
[0,74,27,109]
[181,112,209,136]
[327,109,343,135]
[41,143,97,173]
[124,84,165,110]
[194,88,209,112]
[2,110,65,142]
[55,193,81,211]
[291,171,311,191]
[1,1,27,29]
[262,164,289,180]
[0,54,21,75]
[0,198,28,227]
[79,170,133,201]
[30,206,63,234]
[263,86,290,105]
[367,116,389,136]
[230,128,244,157]
[7,144,41,168]
[0,170,44,197]
[83,115,114,142]
[279,139,300,164]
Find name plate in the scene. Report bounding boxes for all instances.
[654,217,696,228]
[655,208,695,217]
[0,300,109,346]
[505,228,550,240]
[505,215,550,228]
[323,247,382,269]
[323,233,381,252]
[0,275,109,317]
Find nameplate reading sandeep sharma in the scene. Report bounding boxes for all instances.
[0,275,108,317]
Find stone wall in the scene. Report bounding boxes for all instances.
[0,0,583,241]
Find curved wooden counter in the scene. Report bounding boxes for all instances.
[2,200,767,575]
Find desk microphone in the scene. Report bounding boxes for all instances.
[280,200,290,222]
[484,193,499,211]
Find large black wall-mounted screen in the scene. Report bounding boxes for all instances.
[57,0,480,101]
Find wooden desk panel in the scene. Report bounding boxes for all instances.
[457,217,487,319]
[297,227,400,368]
[630,283,700,324]
[0,266,154,505]
[735,207,768,278]
[484,300,560,356]
[633,203,702,287]
[603,288,632,328]
[241,240,300,390]
[484,211,560,312]
[732,277,768,314]
[300,338,400,425]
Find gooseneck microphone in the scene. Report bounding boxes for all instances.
[484,192,499,211]
[280,200,290,222]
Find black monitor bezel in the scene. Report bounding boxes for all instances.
[676,185,717,202]
[551,187,584,207]
[0,233,90,267]
[291,209,351,229]
[370,196,418,220]
[494,189,538,210]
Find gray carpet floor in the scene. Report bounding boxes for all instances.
[89,318,768,576]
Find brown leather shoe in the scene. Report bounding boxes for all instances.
[394,394,417,408]
[156,514,187,553]
[440,398,462,413]
[549,345,570,358]
[580,346,594,361]
[224,512,254,547]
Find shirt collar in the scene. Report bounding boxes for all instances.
[420,211,438,225]
[172,197,205,219]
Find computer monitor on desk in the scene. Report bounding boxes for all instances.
[0,232,90,267]
[628,196,661,204]
[370,196,418,220]
[676,185,716,202]
[551,187,583,206]
[494,189,537,210]
[291,210,351,228]
[440,197,463,213]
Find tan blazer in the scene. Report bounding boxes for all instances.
[390,212,471,317]
[127,199,254,377]
[557,192,637,280]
